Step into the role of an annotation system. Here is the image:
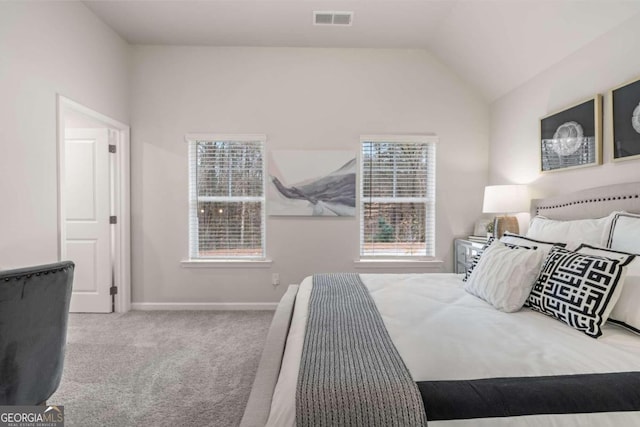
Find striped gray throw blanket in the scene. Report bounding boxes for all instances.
[296,273,427,426]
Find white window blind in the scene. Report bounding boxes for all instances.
[187,135,266,259]
[360,136,436,257]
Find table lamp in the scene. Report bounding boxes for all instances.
[482,185,529,237]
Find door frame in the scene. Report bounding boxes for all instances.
[56,95,131,313]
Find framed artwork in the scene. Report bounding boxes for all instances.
[267,150,356,216]
[611,76,640,162]
[540,95,602,172]
[473,217,492,237]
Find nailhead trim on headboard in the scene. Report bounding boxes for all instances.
[536,194,640,215]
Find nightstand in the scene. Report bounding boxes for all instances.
[454,239,486,274]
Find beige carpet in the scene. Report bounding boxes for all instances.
[51,311,273,426]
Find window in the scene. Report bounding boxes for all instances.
[360,135,436,257]
[187,134,266,259]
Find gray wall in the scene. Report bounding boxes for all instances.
[0,2,130,268]
[130,46,490,304]
[490,13,640,197]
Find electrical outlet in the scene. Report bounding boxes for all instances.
[272,273,280,287]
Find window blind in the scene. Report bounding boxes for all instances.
[360,138,436,257]
[188,137,265,259]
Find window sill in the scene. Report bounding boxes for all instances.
[181,259,273,269]
[353,259,443,272]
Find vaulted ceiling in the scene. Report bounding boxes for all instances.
[84,0,640,101]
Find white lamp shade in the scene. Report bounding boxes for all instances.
[483,185,530,214]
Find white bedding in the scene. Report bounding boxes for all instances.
[267,273,640,426]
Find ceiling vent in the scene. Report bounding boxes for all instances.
[313,11,353,26]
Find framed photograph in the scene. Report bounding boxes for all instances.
[540,95,602,172]
[473,217,492,237]
[611,76,640,162]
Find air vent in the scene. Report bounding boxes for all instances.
[313,11,353,26]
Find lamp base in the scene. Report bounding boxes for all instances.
[494,216,519,238]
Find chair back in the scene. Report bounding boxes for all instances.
[0,261,74,405]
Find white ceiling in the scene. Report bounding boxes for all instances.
[84,0,640,101]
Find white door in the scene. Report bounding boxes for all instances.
[64,128,112,313]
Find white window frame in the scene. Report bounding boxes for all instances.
[359,134,437,259]
[184,133,267,263]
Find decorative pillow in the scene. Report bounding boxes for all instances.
[528,246,629,338]
[576,243,636,265]
[578,242,640,335]
[609,265,640,335]
[501,232,565,259]
[464,242,543,312]
[462,238,494,282]
[576,244,636,330]
[604,212,640,254]
[601,214,640,334]
[462,238,534,282]
[527,215,611,249]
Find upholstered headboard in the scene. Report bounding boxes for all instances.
[530,181,640,220]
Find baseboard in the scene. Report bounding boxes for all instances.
[131,302,278,311]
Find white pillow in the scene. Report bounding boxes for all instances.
[500,232,565,259]
[527,215,611,249]
[601,213,640,334]
[464,241,543,313]
[609,267,640,334]
[605,212,640,254]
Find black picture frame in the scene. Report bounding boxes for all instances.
[611,76,640,162]
[540,95,602,172]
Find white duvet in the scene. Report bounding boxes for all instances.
[266,274,640,427]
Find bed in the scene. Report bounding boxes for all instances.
[241,181,640,427]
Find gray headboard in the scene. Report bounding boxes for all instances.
[530,181,640,220]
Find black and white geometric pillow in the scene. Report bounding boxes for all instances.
[527,246,629,338]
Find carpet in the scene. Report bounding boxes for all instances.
[51,310,274,426]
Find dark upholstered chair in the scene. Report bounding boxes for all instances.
[0,261,74,405]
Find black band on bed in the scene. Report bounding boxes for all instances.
[418,372,640,420]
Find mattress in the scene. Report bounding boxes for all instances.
[267,273,640,426]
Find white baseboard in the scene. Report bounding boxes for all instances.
[131,302,278,311]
